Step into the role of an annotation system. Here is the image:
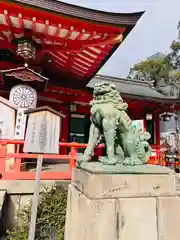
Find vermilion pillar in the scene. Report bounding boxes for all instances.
[154,113,161,164]
[143,119,146,132]
[155,113,160,145]
[60,107,70,154]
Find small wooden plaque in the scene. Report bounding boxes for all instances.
[23,108,62,154]
[14,108,28,140]
[0,97,16,139]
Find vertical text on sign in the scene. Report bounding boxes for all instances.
[23,110,61,154]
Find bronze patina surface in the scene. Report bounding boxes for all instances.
[78,81,153,168]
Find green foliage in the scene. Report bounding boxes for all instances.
[128,20,180,85]
[168,21,180,70]
[7,184,67,240]
[133,57,172,83]
[172,71,180,82]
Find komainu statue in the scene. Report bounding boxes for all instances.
[78,82,151,166]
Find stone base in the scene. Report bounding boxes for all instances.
[78,161,173,174]
[65,168,180,240]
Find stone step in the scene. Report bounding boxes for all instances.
[0,190,6,219]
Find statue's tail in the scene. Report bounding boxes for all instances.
[145,145,152,163]
[136,142,151,164]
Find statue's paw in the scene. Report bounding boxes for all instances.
[100,156,117,165]
[77,155,89,165]
[123,157,142,166]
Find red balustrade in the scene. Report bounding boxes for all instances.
[0,140,104,180]
[0,140,167,180]
[148,145,167,166]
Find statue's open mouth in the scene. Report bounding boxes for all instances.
[94,82,113,96]
[94,89,111,96]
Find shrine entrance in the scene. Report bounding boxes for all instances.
[69,114,91,152]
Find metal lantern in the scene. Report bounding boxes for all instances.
[70,103,77,112]
[16,39,36,60]
[160,112,173,122]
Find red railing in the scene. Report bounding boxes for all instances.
[149,144,167,166]
[0,140,167,180]
[0,140,104,180]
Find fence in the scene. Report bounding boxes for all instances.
[0,140,168,180]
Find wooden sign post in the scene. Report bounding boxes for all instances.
[23,106,64,240]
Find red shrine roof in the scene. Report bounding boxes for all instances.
[0,0,144,88]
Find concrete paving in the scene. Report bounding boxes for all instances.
[26,160,69,172]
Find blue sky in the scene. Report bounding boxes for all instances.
[60,0,180,77]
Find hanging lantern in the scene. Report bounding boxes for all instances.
[146,113,153,120]
[16,39,36,60]
[70,103,77,112]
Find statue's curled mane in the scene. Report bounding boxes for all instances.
[90,82,128,111]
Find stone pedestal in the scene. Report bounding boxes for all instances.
[65,167,180,240]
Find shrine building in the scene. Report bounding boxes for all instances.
[0,1,143,142]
